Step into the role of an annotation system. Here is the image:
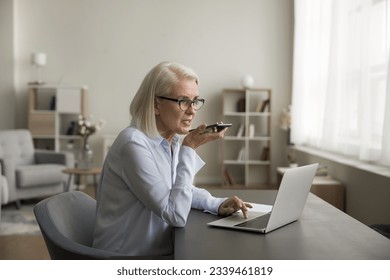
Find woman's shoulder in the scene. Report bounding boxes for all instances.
[116,126,145,142]
[116,126,161,146]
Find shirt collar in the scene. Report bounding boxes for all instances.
[150,133,180,149]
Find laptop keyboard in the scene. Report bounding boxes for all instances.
[235,213,271,229]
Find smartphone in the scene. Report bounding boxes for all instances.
[189,123,232,133]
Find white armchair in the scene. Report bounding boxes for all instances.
[0,162,8,204]
[0,179,1,222]
[0,162,6,221]
[0,129,74,208]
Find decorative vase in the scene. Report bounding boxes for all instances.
[287,128,292,145]
[78,143,94,170]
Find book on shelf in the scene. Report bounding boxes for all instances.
[236,98,246,112]
[255,99,270,112]
[223,169,236,185]
[236,123,245,137]
[237,147,246,161]
[260,147,270,161]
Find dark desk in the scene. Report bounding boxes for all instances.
[174,189,390,259]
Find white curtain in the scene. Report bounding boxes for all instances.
[292,0,390,167]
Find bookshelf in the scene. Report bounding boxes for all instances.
[28,85,88,153]
[221,88,272,187]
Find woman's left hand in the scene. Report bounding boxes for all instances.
[182,123,227,149]
[218,196,253,218]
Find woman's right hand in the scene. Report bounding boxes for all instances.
[182,124,227,149]
[218,196,253,218]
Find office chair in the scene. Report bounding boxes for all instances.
[34,191,171,259]
[370,224,390,239]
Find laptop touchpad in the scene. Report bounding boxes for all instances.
[235,213,271,229]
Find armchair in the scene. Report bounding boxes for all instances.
[0,129,74,207]
[0,161,8,204]
[0,162,6,221]
[0,165,2,222]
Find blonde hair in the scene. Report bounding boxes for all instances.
[129,61,199,137]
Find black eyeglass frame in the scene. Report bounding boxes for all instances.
[157,96,205,111]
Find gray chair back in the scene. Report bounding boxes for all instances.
[0,129,35,165]
[34,191,169,259]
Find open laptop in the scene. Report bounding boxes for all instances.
[208,163,319,233]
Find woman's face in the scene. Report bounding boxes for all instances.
[155,78,199,141]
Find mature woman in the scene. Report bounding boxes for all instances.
[93,61,251,257]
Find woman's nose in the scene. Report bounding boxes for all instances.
[185,103,196,114]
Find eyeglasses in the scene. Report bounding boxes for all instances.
[157,96,205,111]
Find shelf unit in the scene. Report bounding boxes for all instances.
[221,88,271,187]
[28,85,88,152]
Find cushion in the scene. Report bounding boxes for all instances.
[16,164,65,188]
[1,176,9,204]
[0,130,35,165]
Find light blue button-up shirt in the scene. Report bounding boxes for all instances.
[92,126,225,256]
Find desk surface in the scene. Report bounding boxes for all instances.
[174,189,390,260]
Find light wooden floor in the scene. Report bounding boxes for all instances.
[0,185,96,260]
[0,235,50,260]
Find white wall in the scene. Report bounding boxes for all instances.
[295,150,390,225]
[10,0,294,184]
[0,0,15,129]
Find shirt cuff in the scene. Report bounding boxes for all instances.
[180,145,205,174]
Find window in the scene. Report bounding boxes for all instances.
[292,0,390,167]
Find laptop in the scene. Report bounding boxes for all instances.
[208,163,319,233]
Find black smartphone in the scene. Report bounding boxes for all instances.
[189,123,232,133]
